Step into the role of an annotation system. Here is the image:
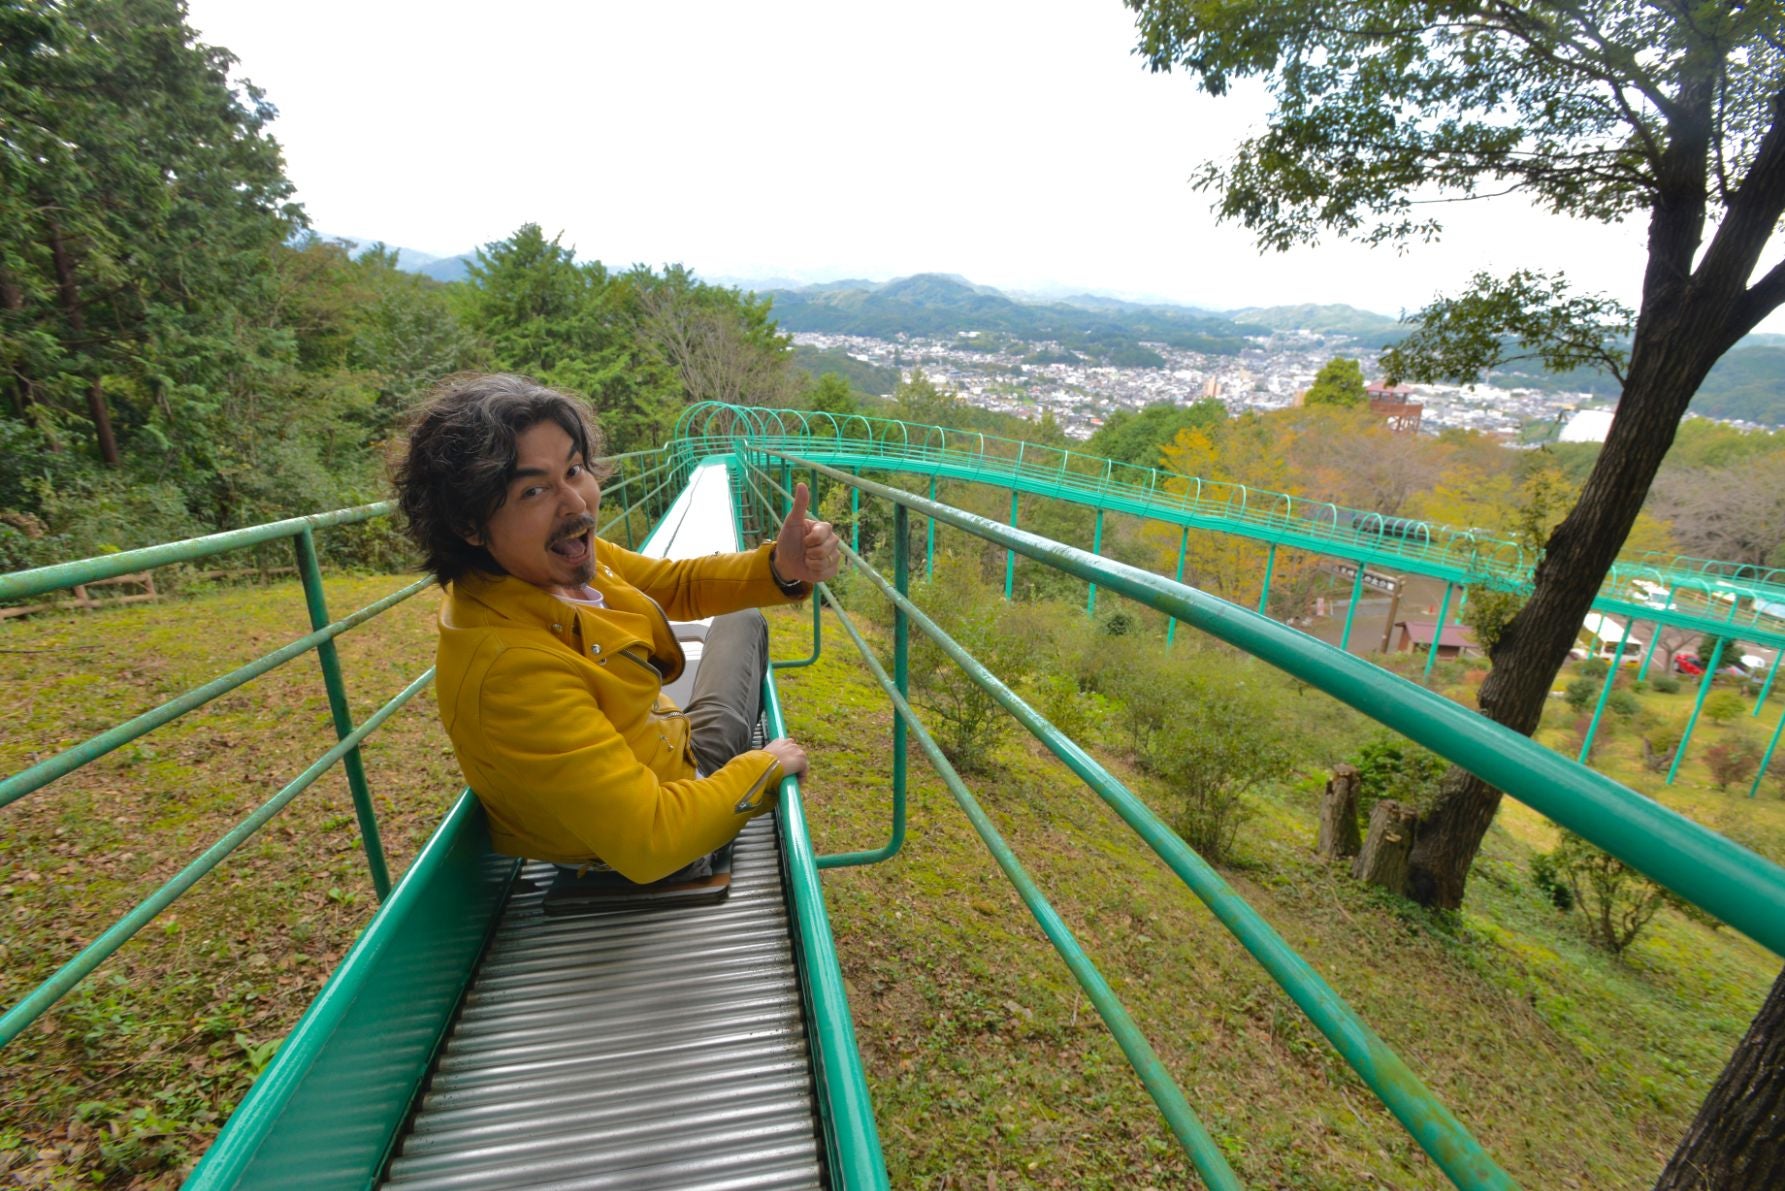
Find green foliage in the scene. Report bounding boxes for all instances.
[1606,689,1641,718]
[1528,850,1575,912]
[1086,400,1226,469]
[1652,674,1683,695]
[1380,271,1631,388]
[1459,587,1524,656]
[1347,731,1446,815]
[891,368,960,427]
[1579,657,1609,678]
[1534,831,1674,956]
[1703,690,1747,725]
[908,555,1034,772]
[1703,739,1763,792]
[1303,358,1367,408]
[792,345,899,397]
[805,372,858,417]
[1564,677,1599,713]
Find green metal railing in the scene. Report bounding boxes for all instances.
[730,441,1785,1190]
[0,441,694,1055]
[676,402,1785,649]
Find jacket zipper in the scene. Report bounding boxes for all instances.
[733,764,777,814]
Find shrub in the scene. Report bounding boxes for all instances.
[1563,676,1598,712]
[1703,738,1763,791]
[1579,657,1610,679]
[908,555,1034,772]
[1459,586,1524,656]
[1347,731,1446,815]
[1703,690,1747,723]
[1153,679,1290,864]
[1651,674,1682,695]
[1536,831,1674,956]
[1606,689,1641,717]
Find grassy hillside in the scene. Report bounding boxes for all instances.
[0,578,1779,1187]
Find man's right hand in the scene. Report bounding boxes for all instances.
[762,737,809,779]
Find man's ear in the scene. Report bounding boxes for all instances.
[457,520,484,547]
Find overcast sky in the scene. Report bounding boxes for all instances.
[184,0,1779,330]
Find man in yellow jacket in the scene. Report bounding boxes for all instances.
[395,374,841,883]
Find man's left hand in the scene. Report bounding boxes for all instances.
[773,482,842,584]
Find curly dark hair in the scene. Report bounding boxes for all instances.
[394,373,609,585]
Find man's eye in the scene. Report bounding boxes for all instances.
[568,464,584,478]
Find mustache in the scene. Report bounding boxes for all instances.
[549,515,596,546]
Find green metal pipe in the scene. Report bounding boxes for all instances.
[840,538,1512,1190]
[1668,637,1730,785]
[775,453,1785,957]
[816,508,911,869]
[1638,586,1677,679]
[0,669,435,1052]
[819,592,1244,1190]
[1339,561,1368,653]
[1751,704,1785,798]
[927,474,938,579]
[294,531,391,900]
[1086,508,1105,617]
[740,466,824,671]
[1166,526,1188,649]
[0,578,431,812]
[1004,489,1020,599]
[0,502,393,602]
[850,468,861,553]
[1424,583,1455,683]
[1258,541,1277,616]
[1579,616,1635,765]
[757,656,890,1189]
[1754,651,1780,717]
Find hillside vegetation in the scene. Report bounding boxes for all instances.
[1,575,1778,1187]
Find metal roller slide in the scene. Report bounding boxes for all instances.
[380,814,824,1190]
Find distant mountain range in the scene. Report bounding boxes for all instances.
[333,234,1781,425]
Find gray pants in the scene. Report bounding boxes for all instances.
[684,609,770,775]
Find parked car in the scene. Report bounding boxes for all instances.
[1674,653,1705,676]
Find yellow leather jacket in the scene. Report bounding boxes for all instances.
[434,539,806,879]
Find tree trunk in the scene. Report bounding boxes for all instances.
[47,223,120,466]
[0,266,38,415]
[1406,292,1736,908]
[1352,800,1416,896]
[1316,764,1362,860]
[1654,967,1785,1191]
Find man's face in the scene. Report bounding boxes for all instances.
[470,419,602,597]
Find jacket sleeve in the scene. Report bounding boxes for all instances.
[604,541,809,620]
[471,645,781,882]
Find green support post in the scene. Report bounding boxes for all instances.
[1257,541,1277,616]
[1668,636,1730,785]
[926,473,937,580]
[1339,561,1368,654]
[1580,616,1635,764]
[294,529,391,900]
[1423,583,1454,683]
[850,468,861,553]
[1638,586,1676,680]
[1754,651,1780,717]
[1750,703,1785,798]
[1086,508,1105,618]
[1165,527,1188,649]
[1003,489,1020,600]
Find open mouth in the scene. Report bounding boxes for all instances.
[549,529,592,564]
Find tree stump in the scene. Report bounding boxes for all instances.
[1352,800,1418,896]
[1316,764,1362,860]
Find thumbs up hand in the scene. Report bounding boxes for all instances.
[772,482,841,584]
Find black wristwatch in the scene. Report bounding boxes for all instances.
[768,547,807,594]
